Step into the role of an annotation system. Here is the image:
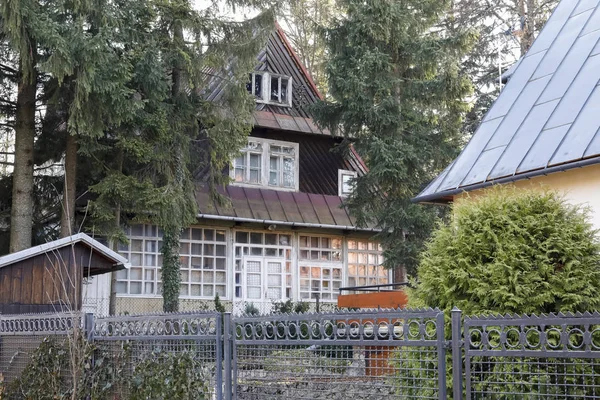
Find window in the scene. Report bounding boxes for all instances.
[339,170,357,197]
[234,231,292,301]
[247,72,292,106]
[179,228,227,298]
[116,225,228,299]
[299,235,343,301]
[116,224,162,296]
[234,141,262,184]
[347,239,388,288]
[231,138,299,191]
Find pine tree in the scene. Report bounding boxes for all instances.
[83,1,273,313]
[313,0,474,276]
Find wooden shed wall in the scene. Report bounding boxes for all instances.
[0,244,90,314]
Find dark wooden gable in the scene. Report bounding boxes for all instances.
[254,25,322,119]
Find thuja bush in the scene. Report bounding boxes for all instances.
[397,187,600,398]
[416,187,600,315]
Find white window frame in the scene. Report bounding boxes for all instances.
[242,256,287,302]
[338,169,358,197]
[249,72,293,107]
[231,137,300,192]
[298,234,344,302]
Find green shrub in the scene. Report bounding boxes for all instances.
[416,187,600,315]
[129,349,211,400]
[403,187,600,398]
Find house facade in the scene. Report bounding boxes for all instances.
[86,26,397,315]
[414,0,600,232]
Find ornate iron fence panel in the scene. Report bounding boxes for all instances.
[232,308,447,400]
[0,312,83,385]
[93,312,223,400]
[464,311,600,399]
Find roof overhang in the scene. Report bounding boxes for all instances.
[413,155,600,204]
[197,213,381,233]
[0,233,131,273]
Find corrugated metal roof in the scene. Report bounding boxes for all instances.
[414,0,600,203]
[195,185,378,231]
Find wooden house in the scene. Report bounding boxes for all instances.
[99,25,407,315]
[0,233,129,314]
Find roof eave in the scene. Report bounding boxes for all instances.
[197,213,381,233]
[413,156,600,204]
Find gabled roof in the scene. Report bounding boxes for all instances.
[415,0,600,203]
[204,23,330,135]
[0,233,130,270]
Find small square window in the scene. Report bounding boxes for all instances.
[339,170,358,197]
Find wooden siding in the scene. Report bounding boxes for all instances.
[0,243,98,313]
[251,129,362,195]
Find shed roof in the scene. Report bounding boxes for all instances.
[414,0,600,203]
[196,185,379,232]
[0,233,130,272]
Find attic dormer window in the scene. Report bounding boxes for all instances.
[247,72,292,107]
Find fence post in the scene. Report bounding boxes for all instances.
[451,307,463,400]
[223,312,232,400]
[436,311,447,400]
[84,313,94,342]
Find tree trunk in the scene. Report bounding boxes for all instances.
[60,132,77,237]
[109,149,124,316]
[10,57,37,253]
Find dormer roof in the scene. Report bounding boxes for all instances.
[414,0,600,203]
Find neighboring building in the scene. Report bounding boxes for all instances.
[0,233,128,314]
[102,25,397,315]
[414,0,600,232]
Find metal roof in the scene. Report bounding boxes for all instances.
[196,185,379,232]
[414,0,600,203]
[0,233,130,270]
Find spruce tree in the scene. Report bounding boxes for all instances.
[313,0,474,276]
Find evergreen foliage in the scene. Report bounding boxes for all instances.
[416,187,600,315]
[312,0,474,276]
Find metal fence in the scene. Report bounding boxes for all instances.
[0,312,83,385]
[92,312,223,399]
[232,308,446,400]
[6,308,600,399]
[462,310,600,399]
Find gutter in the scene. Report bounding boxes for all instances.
[196,214,382,233]
[413,156,600,204]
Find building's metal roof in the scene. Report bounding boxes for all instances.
[196,185,379,232]
[414,0,600,203]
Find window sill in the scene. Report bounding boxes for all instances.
[230,182,298,192]
[255,99,292,108]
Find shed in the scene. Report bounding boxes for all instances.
[0,233,129,314]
